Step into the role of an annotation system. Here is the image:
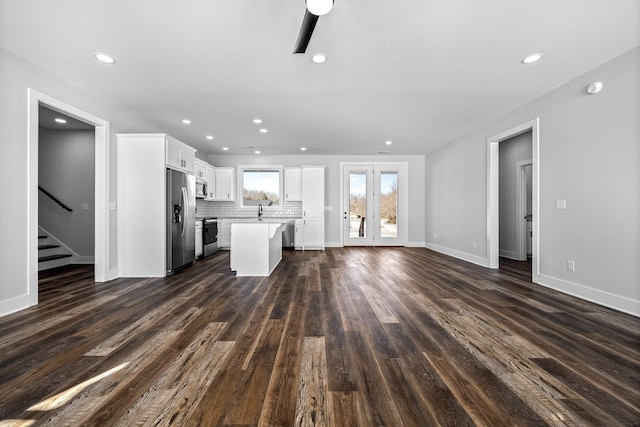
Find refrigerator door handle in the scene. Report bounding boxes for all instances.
[181,187,188,237]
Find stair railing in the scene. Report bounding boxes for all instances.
[38,186,73,212]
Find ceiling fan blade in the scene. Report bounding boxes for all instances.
[293,10,319,54]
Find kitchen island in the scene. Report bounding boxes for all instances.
[230,221,289,276]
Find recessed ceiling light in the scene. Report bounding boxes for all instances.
[254,150,261,154]
[521,53,543,64]
[311,53,327,64]
[253,118,263,124]
[54,118,67,124]
[206,135,214,140]
[300,147,307,151]
[182,119,191,124]
[222,147,229,151]
[259,128,268,133]
[385,140,393,146]
[94,53,116,64]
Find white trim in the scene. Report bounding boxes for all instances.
[27,89,112,311]
[499,249,518,260]
[426,242,489,267]
[536,274,640,317]
[515,160,532,261]
[324,241,342,248]
[0,294,31,317]
[340,162,409,247]
[487,118,539,284]
[236,165,284,210]
[406,241,426,248]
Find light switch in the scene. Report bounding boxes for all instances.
[556,199,567,210]
[82,204,90,211]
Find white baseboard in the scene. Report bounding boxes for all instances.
[324,241,342,248]
[406,241,425,248]
[106,268,119,281]
[72,255,95,264]
[425,242,489,267]
[536,273,639,317]
[499,249,518,260]
[0,294,31,318]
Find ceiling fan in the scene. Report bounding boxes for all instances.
[293,0,334,54]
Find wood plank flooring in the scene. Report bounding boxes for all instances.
[0,248,638,426]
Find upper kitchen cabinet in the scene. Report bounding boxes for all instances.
[166,136,196,173]
[284,167,302,202]
[214,167,235,201]
[194,158,208,180]
[205,165,216,200]
[301,166,325,249]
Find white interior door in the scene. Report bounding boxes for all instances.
[343,163,407,246]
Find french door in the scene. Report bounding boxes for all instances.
[342,163,407,246]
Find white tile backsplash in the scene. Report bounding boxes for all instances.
[196,200,302,219]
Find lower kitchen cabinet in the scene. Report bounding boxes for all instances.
[302,218,323,249]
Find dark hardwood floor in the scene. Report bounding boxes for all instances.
[1,248,638,426]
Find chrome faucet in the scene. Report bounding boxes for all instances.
[258,203,263,220]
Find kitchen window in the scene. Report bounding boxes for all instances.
[239,166,283,208]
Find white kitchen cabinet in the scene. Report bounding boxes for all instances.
[205,165,216,200]
[166,136,195,173]
[294,219,304,249]
[195,220,203,258]
[116,133,197,277]
[301,166,325,249]
[284,167,302,201]
[215,167,235,201]
[194,159,208,180]
[217,219,231,249]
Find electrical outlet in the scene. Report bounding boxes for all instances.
[567,260,575,271]
[82,204,90,211]
[433,233,437,239]
[472,241,477,248]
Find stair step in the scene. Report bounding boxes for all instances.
[39,254,72,263]
[39,244,60,250]
[38,235,47,239]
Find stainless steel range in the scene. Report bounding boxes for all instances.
[203,217,219,257]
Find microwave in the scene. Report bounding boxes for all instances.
[195,178,207,199]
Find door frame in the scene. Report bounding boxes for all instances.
[27,89,113,307]
[516,160,532,261]
[340,162,408,247]
[487,118,539,282]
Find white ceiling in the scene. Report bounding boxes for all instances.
[1,0,638,156]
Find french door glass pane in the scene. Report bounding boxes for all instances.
[380,172,398,238]
[349,172,367,238]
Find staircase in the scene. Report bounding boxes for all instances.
[38,229,74,271]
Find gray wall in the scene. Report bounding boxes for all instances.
[425,47,640,315]
[206,154,426,246]
[39,127,95,256]
[499,131,532,258]
[0,46,155,316]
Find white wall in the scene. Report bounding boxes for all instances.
[39,127,95,256]
[425,47,640,316]
[207,154,426,247]
[499,131,532,258]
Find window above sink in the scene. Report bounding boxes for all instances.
[238,166,283,209]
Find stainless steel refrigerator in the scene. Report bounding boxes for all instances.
[166,168,196,274]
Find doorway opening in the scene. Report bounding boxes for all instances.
[487,118,539,283]
[341,162,408,246]
[498,131,532,277]
[27,89,112,308]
